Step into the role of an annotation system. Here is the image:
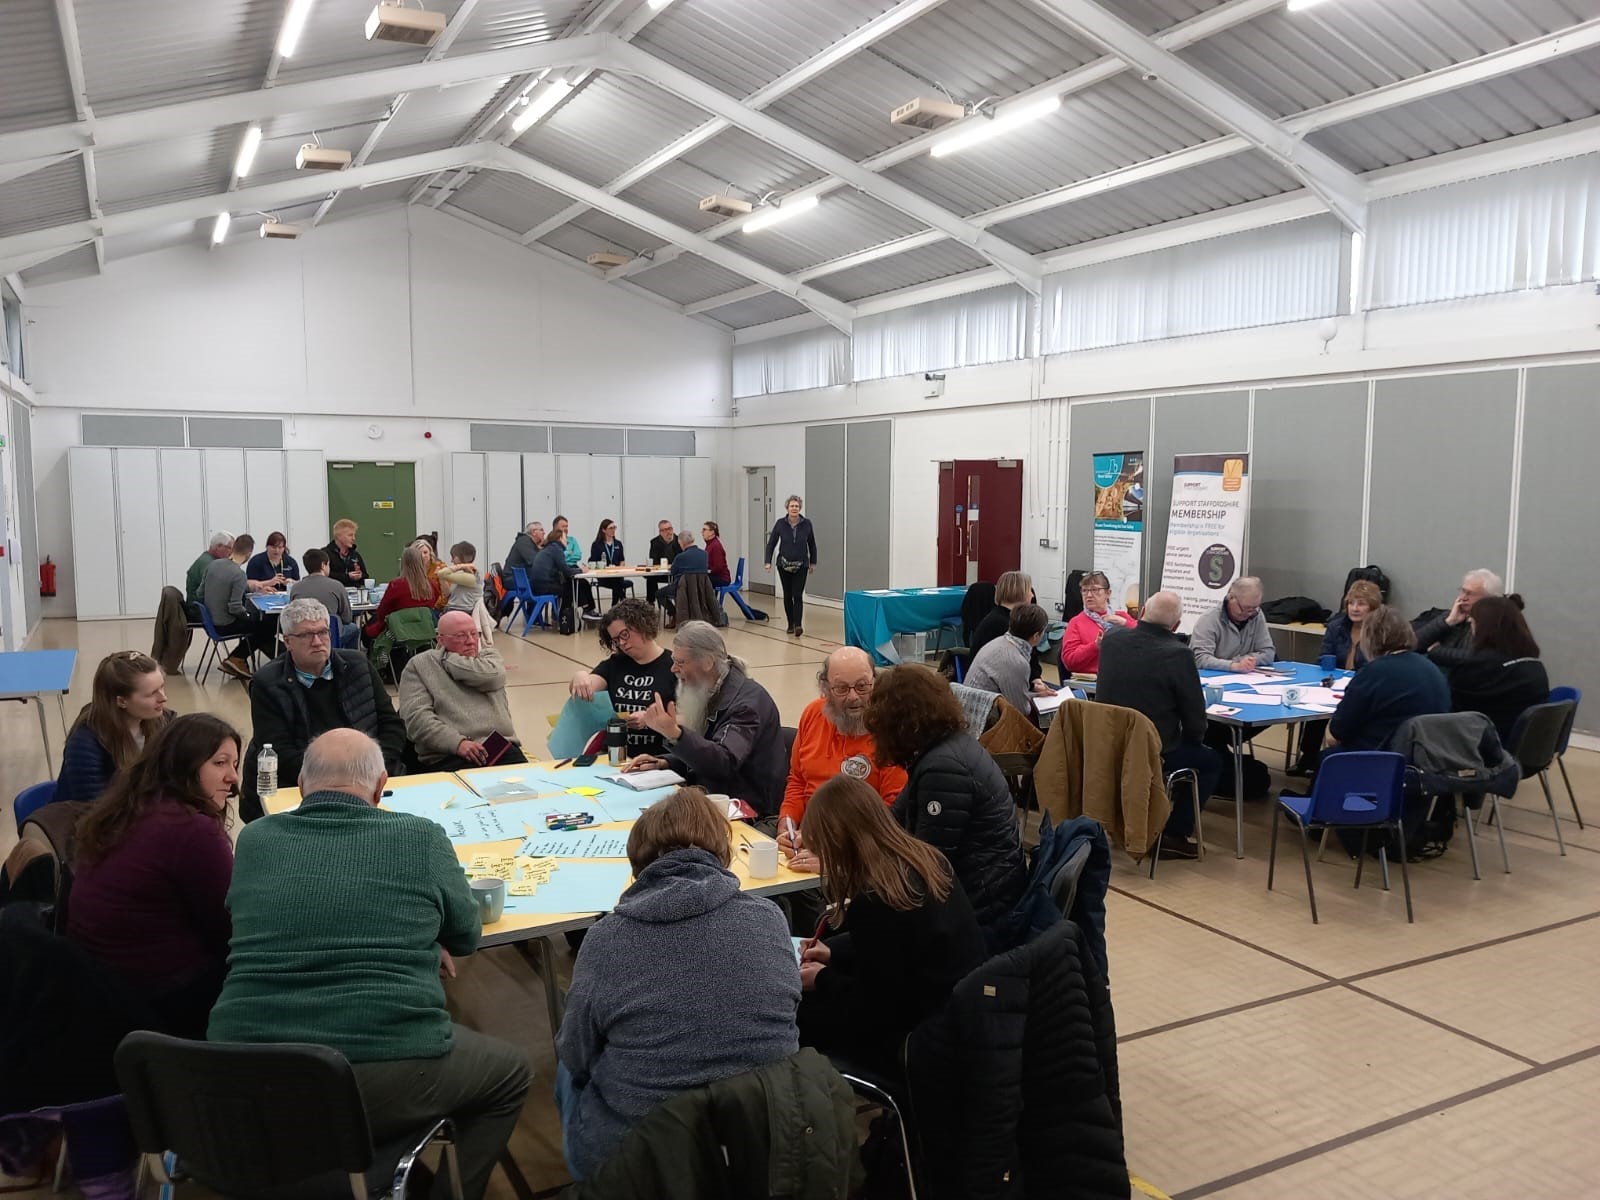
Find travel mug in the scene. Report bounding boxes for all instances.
[606,718,627,766]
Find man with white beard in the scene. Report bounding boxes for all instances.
[775,647,906,871]
[625,621,787,817]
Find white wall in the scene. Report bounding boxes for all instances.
[0,378,31,649]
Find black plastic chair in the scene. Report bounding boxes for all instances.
[1047,839,1094,919]
[1549,685,1584,828]
[1506,700,1579,856]
[114,1032,462,1200]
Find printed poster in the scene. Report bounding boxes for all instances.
[1091,451,1145,615]
[1159,453,1250,632]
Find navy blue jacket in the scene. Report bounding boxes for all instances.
[530,539,579,596]
[589,539,625,567]
[670,545,708,579]
[55,711,177,806]
[764,517,817,568]
[1330,651,1450,750]
[245,552,300,586]
[1319,613,1370,671]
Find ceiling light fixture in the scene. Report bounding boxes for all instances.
[928,95,1061,159]
[510,79,573,133]
[647,0,679,10]
[276,0,317,57]
[742,194,819,234]
[365,1,445,45]
[233,125,263,178]
[1286,0,1334,9]
[211,213,232,246]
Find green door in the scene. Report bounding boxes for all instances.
[326,461,417,581]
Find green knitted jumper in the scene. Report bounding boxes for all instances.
[208,791,479,1063]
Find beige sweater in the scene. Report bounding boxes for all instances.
[398,646,519,761]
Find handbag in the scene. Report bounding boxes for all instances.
[777,557,803,573]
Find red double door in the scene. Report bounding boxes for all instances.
[936,459,1023,588]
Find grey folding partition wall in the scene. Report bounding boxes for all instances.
[1065,397,1150,576]
[1367,371,1517,613]
[844,421,892,593]
[1148,391,1250,588]
[1516,363,1600,720]
[1250,381,1368,606]
[804,424,846,600]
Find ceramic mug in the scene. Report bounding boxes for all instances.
[740,839,779,879]
[1282,685,1305,706]
[1203,685,1224,706]
[470,877,506,924]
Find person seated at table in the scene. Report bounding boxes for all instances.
[185,530,234,614]
[777,648,906,870]
[399,611,525,773]
[587,519,630,611]
[555,787,799,1181]
[500,521,545,614]
[702,521,731,588]
[210,730,530,1200]
[363,545,440,641]
[646,519,680,604]
[569,599,676,760]
[796,775,985,1075]
[1060,570,1136,676]
[1189,576,1276,672]
[1097,591,1222,861]
[202,533,277,681]
[624,621,787,817]
[1427,595,1549,745]
[1416,568,1505,655]
[68,713,239,1037]
[323,518,368,588]
[245,531,300,590]
[1326,606,1450,754]
[529,529,582,629]
[1290,580,1382,776]
[408,536,452,613]
[969,570,1047,690]
[289,547,360,649]
[658,530,708,624]
[56,651,176,807]
[965,603,1057,719]
[864,664,1026,949]
[241,598,406,822]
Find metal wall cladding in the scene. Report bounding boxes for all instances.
[812,240,990,304]
[20,242,98,285]
[1,0,79,131]
[450,0,594,53]
[445,169,575,234]
[73,0,276,114]
[536,214,670,262]
[704,291,810,329]
[512,73,709,189]
[733,190,926,277]
[94,129,236,214]
[625,253,756,306]
[615,165,729,233]
[368,77,517,161]
[0,156,91,236]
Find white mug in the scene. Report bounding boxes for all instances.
[740,838,779,879]
[657,558,669,568]
[1282,685,1305,706]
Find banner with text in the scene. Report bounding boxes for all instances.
[1160,452,1250,632]
[1091,450,1145,615]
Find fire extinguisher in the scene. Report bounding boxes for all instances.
[40,556,56,597]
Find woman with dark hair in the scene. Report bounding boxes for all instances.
[1290,579,1383,775]
[67,713,240,1036]
[796,775,985,1071]
[702,521,731,588]
[56,651,176,806]
[245,531,300,590]
[556,787,798,1179]
[1430,595,1549,743]
[866,665,1026,950]
[1060,570,1136,675]
[568,599,676,759]
[588,519,629,608]
[763,495,818,637]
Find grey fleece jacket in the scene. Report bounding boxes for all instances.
[1188,601,1277,671]
[398,646,518,761]
[556,848,800,1179]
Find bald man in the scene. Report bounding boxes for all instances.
[398,610,525,771]
[776,646,907,870]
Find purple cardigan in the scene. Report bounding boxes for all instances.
[67,797,234,989]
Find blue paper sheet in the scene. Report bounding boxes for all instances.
[549,693,617,758]
[460,762,655,824]
[516,828,630,858]
[501,861,636,916]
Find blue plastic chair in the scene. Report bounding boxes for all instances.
[1268,751,1412,924]
[1548,685,1583,828]
[506,569,559,635]
[505,567,536,630]
[195,606,245,685]
[14,780,57,833]
[715,557,756,619]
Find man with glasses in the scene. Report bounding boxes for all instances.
[399,611,524,772]
[569,599,676,760]
[240,597,407,821]
[775,646,906,870]
[1188,576,1277,673]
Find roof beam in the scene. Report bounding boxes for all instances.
[602,40,1044,295]
[606,0,1281,282]
[480,145,854,333]
[0,147,483,272]
[0,36,610,166]
[1025,0,1368,231]
[51,0,103,272]
[519,0,950,246]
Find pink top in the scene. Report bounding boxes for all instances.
[1060,608,1136,675]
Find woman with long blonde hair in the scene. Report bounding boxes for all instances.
[796,775,986,1071]
[363,543,441,640]
[56,650,176,805]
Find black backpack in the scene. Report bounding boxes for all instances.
[1061,570,1087,620]
[1343,564,1391,602]
[1261,596,1330,624]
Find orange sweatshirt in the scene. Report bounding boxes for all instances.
[779,697,907,829]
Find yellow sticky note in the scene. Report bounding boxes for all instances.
[469,854,496,872]
[509,881,539,897]
[566,786,604,798]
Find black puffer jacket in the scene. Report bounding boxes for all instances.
[893,733,1026,950]
[906,920,1128,1200]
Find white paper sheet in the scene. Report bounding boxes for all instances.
[1300,703,1340,714]
[1206,704,1242,717]
[1220,692,1287,706]
[1206,672,1284,686]
[1034,692,1067,714]
[1332,676,1351,692]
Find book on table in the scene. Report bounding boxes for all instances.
[602,769,686,791]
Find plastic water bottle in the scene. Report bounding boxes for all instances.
[257,743,278,798]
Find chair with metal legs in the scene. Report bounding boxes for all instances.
[1148,767,1202,879]
[1548,686,1584,828]
[1506,700,1580,855]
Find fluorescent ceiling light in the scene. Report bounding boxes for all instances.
[211,213,232,246]
[234,125,263,178]
[1286,0,1333,9]
[742,194,819,234]
[648,0,679,9]
[277,0,316,57]
[510,79,573,133]
[928,95,1061,159]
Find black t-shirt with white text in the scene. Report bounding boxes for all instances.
[593,649,677,758]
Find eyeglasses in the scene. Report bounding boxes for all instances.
[287,629,331,642]
[828,681,873,697]
[607,626,635,645]
[1080,585,1108,595]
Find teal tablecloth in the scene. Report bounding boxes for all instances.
[844,586,968,665]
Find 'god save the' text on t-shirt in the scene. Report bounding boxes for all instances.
[592,649,677,758]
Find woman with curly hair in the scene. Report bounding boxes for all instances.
[865,664,1026,951]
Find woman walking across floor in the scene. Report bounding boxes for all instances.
[764,495,818,637]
